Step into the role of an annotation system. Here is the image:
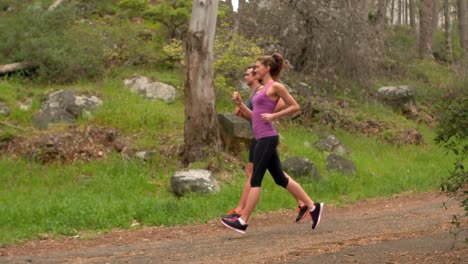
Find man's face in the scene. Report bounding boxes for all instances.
[244,68,256,86]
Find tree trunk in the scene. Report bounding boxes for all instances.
[459,0,468,51]
[433,0,439,30]
[377,0,387,29]
[444,0,453,61]
[391,0,395,24]
[420,0,434,58]
[398,0,403,24]
[404,0,407,24]
[409,0,417,32]
[0,62,38,76]
[182,0,221,165]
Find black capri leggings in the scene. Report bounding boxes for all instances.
[250,136,289,188]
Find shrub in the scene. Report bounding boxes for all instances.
[0,5,106,83]
[435,97,468,220]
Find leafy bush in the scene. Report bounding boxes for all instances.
[213,23,263,87]
[0,5,106,83]
[143,0,191,40]
[435,97,468,215]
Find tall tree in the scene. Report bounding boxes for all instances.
[420,0,435,58]
[391,0,396,24]
[182,0,221,164]
[433,0,440,30]
[444,0,453,60]
[377,0,387,29]
[409,0,417,32]
[459,0,468,51]
[398,0,403,24]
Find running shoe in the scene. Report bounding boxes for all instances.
[296,205,309,222]
[220,217,248,234]
[310,202,324,230]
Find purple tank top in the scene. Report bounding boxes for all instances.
[251,81,278,140]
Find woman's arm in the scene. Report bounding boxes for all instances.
[261,83,299,123]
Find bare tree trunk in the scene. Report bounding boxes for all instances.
[420,0,435,58]
[444,0,453,61]
[459,0,468,51]
[391,0,396,24]
[182,0,221,165]
[433,0,439,30]
[0,62,38,76]
[225,0,233,11]
[377,0,387,28]
[409,0,417,32]
[403,0,408,25]
[398,0,403,24]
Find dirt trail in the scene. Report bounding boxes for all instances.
[1,191,466,263]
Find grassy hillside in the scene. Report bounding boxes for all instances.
[0,0,466,247]
[0,67,457,246]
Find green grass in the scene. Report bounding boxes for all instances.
[0,67,456,247]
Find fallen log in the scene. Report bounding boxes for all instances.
[0,62,39,76]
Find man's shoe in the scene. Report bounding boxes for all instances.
[310,202,324,230]
[296,205,309,222]
[220,217,248,234]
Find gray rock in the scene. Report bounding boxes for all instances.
[135,150,156,161]
[376,86,418,118]
[283,156,321,180]
[171,169,219,196]
[218,113,253,153]
[123,76,176,103]
[0,102,11,116]
[315,135,348,155]
[32,89,102,129]
[326,153,356,176]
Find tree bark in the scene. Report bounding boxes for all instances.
[182,0,221,165]
[433,0,439,30]
[391,0,396,24]
[409,0,417,32]
[444,0,453,61]
[459,0,468,51]
[398,0,403,24]
[377,0,387,29]
[419,0,434,58]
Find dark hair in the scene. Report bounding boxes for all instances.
[257,53,285,80]
[246,64,256,76]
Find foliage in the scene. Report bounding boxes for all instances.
[435,97,468,214]
[0,5,106,83]
[162,38,185,68]
[433,29,465,62]
[143,0,191,40]
[213,22,263,92]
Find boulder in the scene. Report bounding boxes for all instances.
[326,153,356,176]
[217,113,253,153]
[123,76,176,103]
[376,86,418,118]
[315,135,348,155]
[32,89,102,129]
[283,156,321,180]
[171,169,219,196]
[0,102,10,116]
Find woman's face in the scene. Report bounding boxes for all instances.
[254,61,268,79]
